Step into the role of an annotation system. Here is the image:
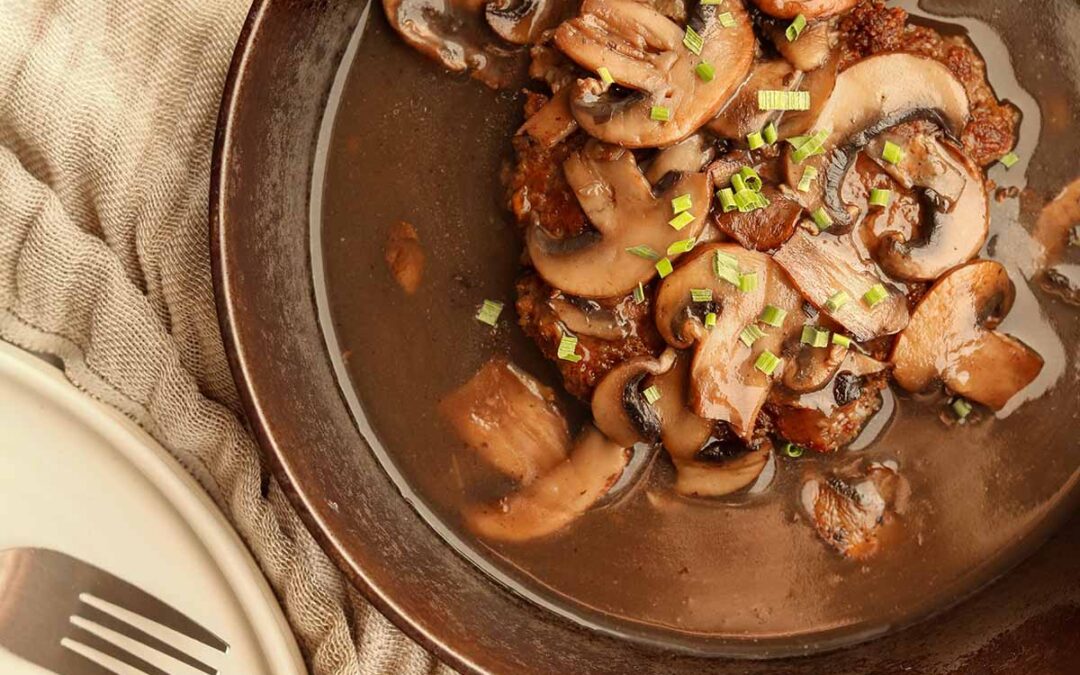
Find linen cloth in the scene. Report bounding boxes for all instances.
[0,1,448,673]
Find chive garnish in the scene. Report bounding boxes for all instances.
[739,324,765,347]
[643,385,662,405]
[705,311,718,328]
[690,288,714,303]
[633,282,646,304]
[714,250,739,269]
[718,187,737,212]
[797,165,818,192]
[831,333,852,348]
[811,207,833,230]
[718,11,736,28]
[800,325,829,348]
[754,350,782,376]
[763,122,778,145]
[825,291,850,312]
[791,128,830,163]
[759,304,787,327]
[738,166,763,192]
[1000,152,1019,169]
[952,397,973,420]
[598,66,614,86]
[626,244,660,260]
[696,62,716,82]
[650,105,671,122]
[668,211,696,231]
[667,237,697,255]
[782,441,805,458]
[786,14,807,42]
[672,193,693,214]
[476,300,504,326]
[758,90,810,111]
[747,131,765,150]
[683,26,704,55]
[869,188,892,207]
[863,283,889,308]
[738,272,758,293]
[557,333,582,362]
[656,257,674,278]
[882,140,905,165]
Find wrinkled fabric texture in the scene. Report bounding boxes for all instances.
[0,2,448,673]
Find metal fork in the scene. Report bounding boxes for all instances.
[0,548,229,674]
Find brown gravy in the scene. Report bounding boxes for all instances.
[314,0,1080,655]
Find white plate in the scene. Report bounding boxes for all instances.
[0,342,307,675]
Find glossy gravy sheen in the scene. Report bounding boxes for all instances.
[317,0,1080,654]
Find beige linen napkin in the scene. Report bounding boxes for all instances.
[0,1,447,673]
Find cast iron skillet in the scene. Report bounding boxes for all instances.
[211,0,1080,671]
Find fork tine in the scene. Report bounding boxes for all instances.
[79,602,218,675]
[65,624,171,675]
[87,578,229,652]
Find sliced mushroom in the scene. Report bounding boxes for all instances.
[750,0,858,20]
[713,185,802,251]
[647,350,715,457]
[773,229,909,340]
[645,133,715,185]
[654,244,803,438]
[674,439,772,497]
[549,295,630,340]
[439,357,570,483]
[785,53,970,228]
[486,0,575,45]
[527,141,710,298]
[891,260,1044,410]
[765,18,836,72]
[519,88,579,149]
[592,349,676,446]
[782,341,849,393]
[864,131,989,280]
[466,425,630,542]
[554,0,755,147]
[383,0,523,89]
[708,60,796,141]
[801,461,909,559]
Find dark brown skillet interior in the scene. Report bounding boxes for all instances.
[213,0,1080,671]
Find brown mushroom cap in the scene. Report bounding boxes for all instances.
[784,53,970,228]
[592,349,676,446]
[713,185,803,251]
[466,425,630,542]
[674,442,772,497]
[750,0,858,20]
[554,0,755,148]
[890,260,1044,410]
[646,350,715,458]
[485,0,575,45]
[654,244,803,438]
[644,133,715,185]
[527,142,711,298]
[774,229,909,340]
[765,17,836,72]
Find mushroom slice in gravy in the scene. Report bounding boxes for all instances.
[765,17,837,72]
[654,244,802,438]
[774,229,909,341]
[527,141,710,298]
[751,0,858,20]
[891,260,1044,410]
[519,88,579,149]
[675,437,772,498]
[485,0,575,45]
[644,133,716,185]
[802,461,909,559]
[646,350,716,458]
[592,349,677,446]
[439,357,570,483]
[466,425,630,542]
[554,0,755,148]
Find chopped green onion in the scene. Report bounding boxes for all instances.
[738,166,763,192]
[683,26,704,55]
[800,325,830,348]
[882,140,905,165]
[731,173,747,193]
[633,282,646,304]
[759,304,788,327]
[797,165,818,192]
[557,333,582,362]
[952,397,973,420]
[811,207,833,230]
[643,385,662,405]
[758,90,810,111]
[690,288,713,303]
[656,257,674,278]
[791,128,830,163]
[739,272,759,293]
[475,300,504,326]
[650,105,671,122]
[754,350,782,376]
[782,441,805,458]
[669,211,696,231]
[787,135,810,148]
[747,131,765,150]
[869,188,892,208]
[667,237,697,255]
[700,0,722,3]
[863,283,889,308]
[626,244,659,260]
[705,311,718,328]
[739,324,765,347]
[597,67,614,86]
[734,188,766,212]
[718,11,736,28]
[763,122,778,145]
[786,13,807,42]
[718,187,737,212]
[714,250,739,269]
[695,61,716,82]
[715,262,740,286]
[672,193,693,214]
[1000,152,1019,169]
[825,290,850,312]
[831,333,852,348]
